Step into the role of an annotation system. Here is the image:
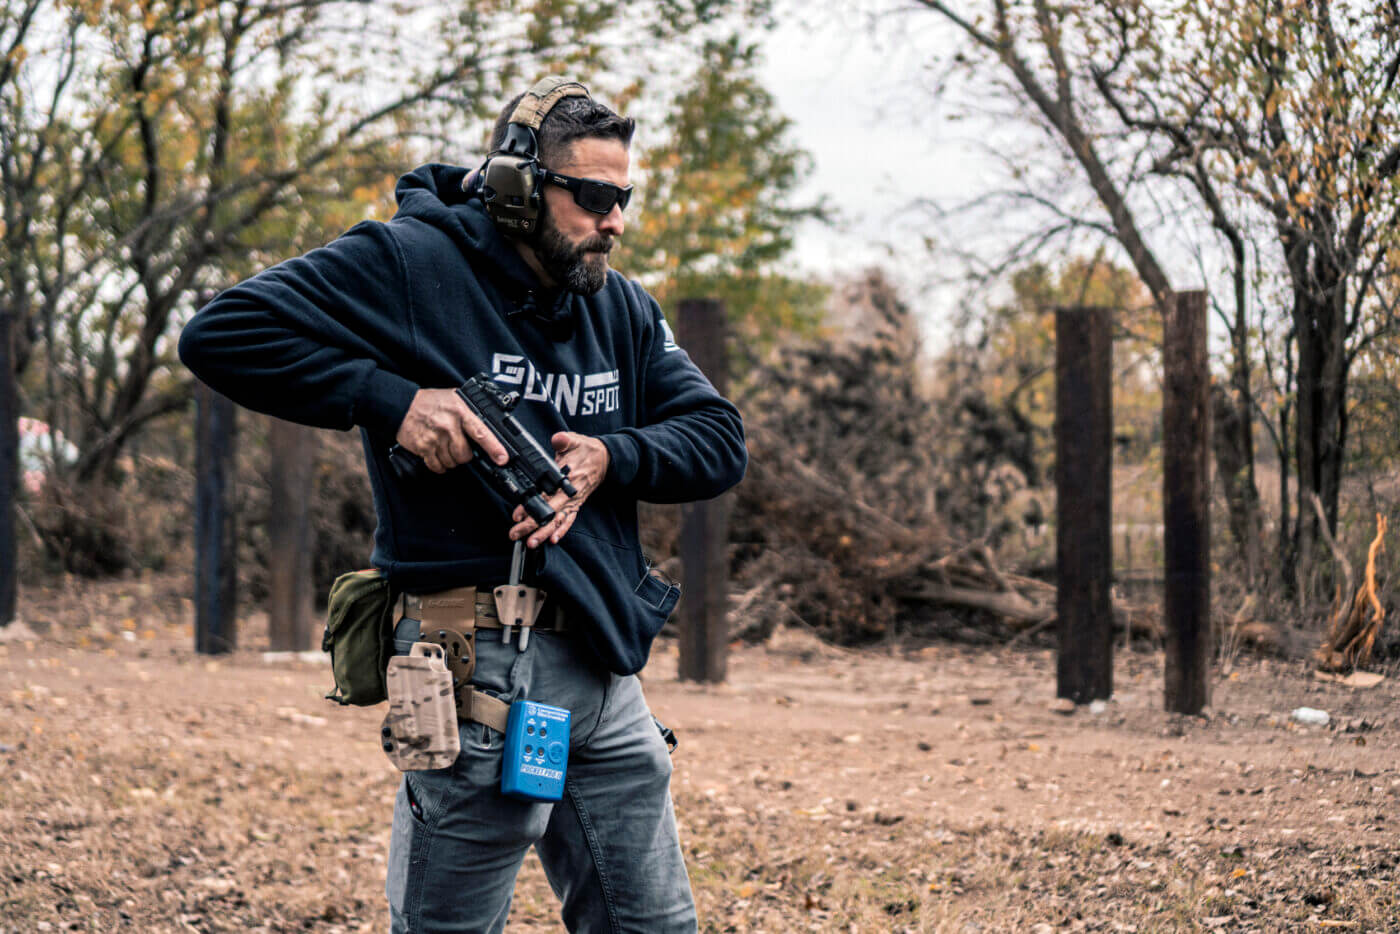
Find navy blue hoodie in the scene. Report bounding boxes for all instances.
[178,163,747,674]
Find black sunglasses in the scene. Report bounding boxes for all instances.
[542,170,633,214]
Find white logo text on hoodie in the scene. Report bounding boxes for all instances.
[491,354,620,417]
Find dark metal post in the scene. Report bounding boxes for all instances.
[677,298,729,683]
[0,311,16,624]
[1055,306,1113,703]
[195,383,238,654]
[267,417,316,651]
[1163,290,1211,714]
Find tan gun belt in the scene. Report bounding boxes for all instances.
[395,586,564,733]
[401,588,566,634]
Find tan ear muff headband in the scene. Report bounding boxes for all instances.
[508,76,590,132]
[472,76,592,235]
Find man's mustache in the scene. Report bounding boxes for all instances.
[579,237,614,254]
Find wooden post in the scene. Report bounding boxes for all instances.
[1055,306,1113,703]
[267,417,317,651]
[677,298,729,683]
[1163,290,1211,714]
[0,311,16,625]
[195,383,238,654]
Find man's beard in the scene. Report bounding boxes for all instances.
[532,207,613,295]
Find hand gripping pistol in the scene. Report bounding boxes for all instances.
[388,373,577,647]
[389,372,578,524]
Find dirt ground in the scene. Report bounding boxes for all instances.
[2,576,1399,933]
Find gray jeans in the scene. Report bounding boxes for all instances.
[385,628,696,933]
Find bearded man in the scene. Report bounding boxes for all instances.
[179,78,745,933]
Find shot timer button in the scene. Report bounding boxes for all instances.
[547,742,565,765]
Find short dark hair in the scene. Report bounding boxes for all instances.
[489,90,635,167]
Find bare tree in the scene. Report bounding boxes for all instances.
[917,0,1400,592]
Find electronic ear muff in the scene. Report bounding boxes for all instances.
[468,76,591,235]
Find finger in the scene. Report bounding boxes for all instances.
[461,409,509,465]
[526,492,570,548]
[510,491,563,540]
[551,432,575,454]
[528,517,560,549]
[548,506,578,545]
[423,451,447,474]
[444,422,473,466]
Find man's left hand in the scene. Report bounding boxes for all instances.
[509,432,610,548]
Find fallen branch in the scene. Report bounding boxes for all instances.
[898,581,1053,624]
[1005,613,1057,647]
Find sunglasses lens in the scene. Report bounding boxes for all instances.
[577,180,629,214]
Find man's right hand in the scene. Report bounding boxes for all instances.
[395,388,510,473]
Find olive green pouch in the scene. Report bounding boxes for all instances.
[321,568,397,706]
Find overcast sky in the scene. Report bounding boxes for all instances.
[755,4,1235,326]
[755,5,991,334]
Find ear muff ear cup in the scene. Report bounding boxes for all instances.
[480,153,543,235]
[471,77,590,235]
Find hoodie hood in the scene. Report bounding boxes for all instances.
[393,163,574,338]
[393,163,540,294]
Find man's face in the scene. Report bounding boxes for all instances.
[532,137,629,295]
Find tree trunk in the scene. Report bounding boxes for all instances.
[76,289,187,485]
[1222,227,1262,588]
[1277,344,1296,594]
[0,311,16,624]
[1211,382,1261,586]
[1291,280,1349,600]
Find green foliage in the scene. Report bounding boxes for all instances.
[618,34,829,346]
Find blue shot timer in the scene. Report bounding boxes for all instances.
[501,699,570,801]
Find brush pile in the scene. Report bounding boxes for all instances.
[727,271,1057,644]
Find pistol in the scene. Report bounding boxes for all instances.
[389,374,578,523]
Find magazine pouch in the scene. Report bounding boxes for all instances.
[322,568,397,706]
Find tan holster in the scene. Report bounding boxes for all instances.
[398,587,510,733]
[381,642,460,771]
